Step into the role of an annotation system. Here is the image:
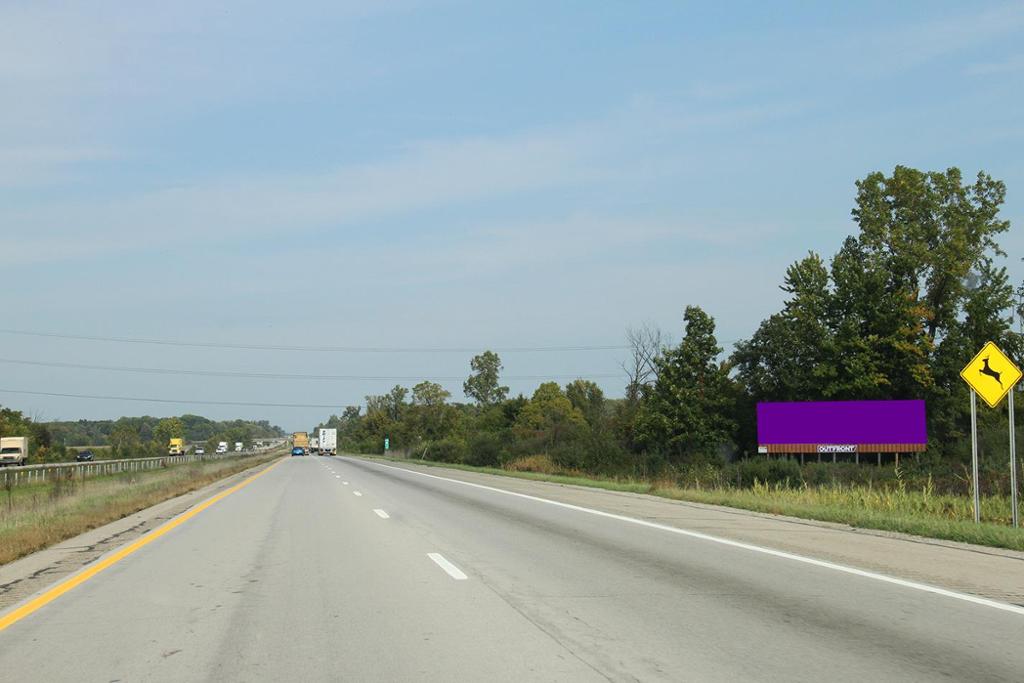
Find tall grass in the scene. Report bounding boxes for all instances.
[657,481,1024,551]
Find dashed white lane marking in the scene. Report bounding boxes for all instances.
[374,509,390,519]
[353,491,363,497]
[342,481,349,485]
[359,459,1024,617]
[427,553,468,580]
[335,475,341,478]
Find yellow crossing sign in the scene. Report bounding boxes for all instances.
[960,341,1022,408]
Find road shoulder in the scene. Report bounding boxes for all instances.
[350,455,1024,606]
[0,456,282,613]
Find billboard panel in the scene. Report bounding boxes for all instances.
[757,400,927,445]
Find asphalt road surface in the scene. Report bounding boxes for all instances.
[1,455,1022,682]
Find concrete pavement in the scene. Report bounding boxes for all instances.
[1,455,1022,681]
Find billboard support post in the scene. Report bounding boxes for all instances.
[971,388,980,524]
[1010,389,1019,529]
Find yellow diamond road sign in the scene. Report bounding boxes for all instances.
[960,341,1023,408]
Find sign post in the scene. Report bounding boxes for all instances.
[959,341,1023,525]
[1011,389,1019,528]
[970,388,980,524]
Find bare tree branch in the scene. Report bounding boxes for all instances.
[622,323,667,402]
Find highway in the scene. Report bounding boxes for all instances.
[1,455,1022,682]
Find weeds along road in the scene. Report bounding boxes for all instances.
[1,455,1023,682]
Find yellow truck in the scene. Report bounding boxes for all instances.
[292,432,310,455]
[168,438,185,456]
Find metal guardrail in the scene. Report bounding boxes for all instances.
[0,448,284,489]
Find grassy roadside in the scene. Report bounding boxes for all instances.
[352,454,1024,552]
[0,453,282,566]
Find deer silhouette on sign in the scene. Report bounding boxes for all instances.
[980,357,1003,387]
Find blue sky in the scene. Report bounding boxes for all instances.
[2,0,1023,431]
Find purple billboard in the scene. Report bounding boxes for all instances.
[757,400,927,447]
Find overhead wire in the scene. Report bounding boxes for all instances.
[0,328,630,353]
[0,388,344,409]
[0,328,749,411]
[0,357,625,382]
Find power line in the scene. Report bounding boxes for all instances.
[0,388,343,409]
[0,329,630,353]
[0,357,624,382]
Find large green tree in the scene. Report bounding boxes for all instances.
[109,423,141,449]
[733,253,834,403]
[565,379,606,427]
[463,351,509,406]
[514,382,586,450]
[409,381,459,442]
[363,386,410,450]
[635,306,737,461]
[733,166,1015,452]
[0,406,61,462]
[153,417,185,446]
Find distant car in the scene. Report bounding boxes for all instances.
[194,447,205,455]
[75,450,95,462]
[291,447,305,457]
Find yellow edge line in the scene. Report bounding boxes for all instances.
[0,456,287,633]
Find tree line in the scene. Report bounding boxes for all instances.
[48,414,284,448]
[0,412,286,462]
[321,166,1020,482]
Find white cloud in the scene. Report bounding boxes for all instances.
[727,2,1024,83]
[865,2,1024,70]
[0,146,119,187]
[0,1,426,183]
[965,54,1024,76]
[0,121,611,264]
[0,86,810,267]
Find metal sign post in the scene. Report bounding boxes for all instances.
[970,388,980,524]
[1011,389,1019,528]
[960,341,1023,525]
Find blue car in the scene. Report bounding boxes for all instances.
[75,450,95,462]
[291,447,305,457]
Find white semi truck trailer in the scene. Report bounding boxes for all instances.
[318,428,337,456]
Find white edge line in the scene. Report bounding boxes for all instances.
[356,458,1024,617]
[374,509,390,519]
[428,552,468,580]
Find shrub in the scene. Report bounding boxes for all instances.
[630,451,671,480]
[576,431,634,475]
[424,437,468,464]
[721,458,802,488]
[464,432,504,467]
[549,440,587,470]
[504,454,560,474]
